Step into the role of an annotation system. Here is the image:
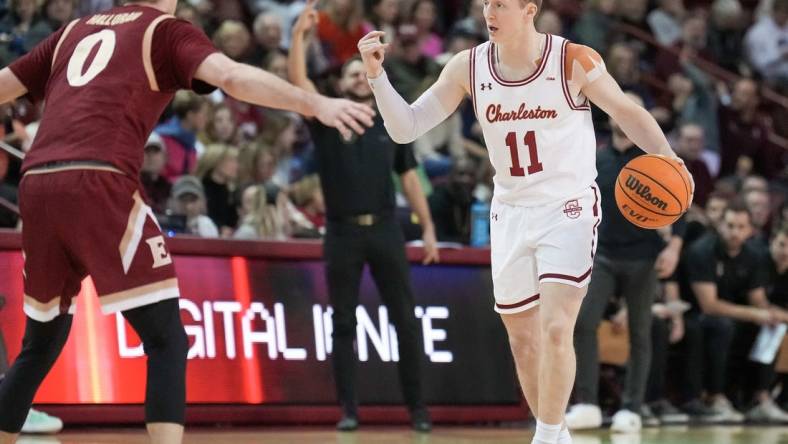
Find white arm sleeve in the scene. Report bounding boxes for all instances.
[368,70,453,144]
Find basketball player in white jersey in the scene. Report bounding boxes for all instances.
[358,1,693,443]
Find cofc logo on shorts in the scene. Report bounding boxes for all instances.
[563,200,582,219]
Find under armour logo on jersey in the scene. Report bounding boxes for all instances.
[563,200,583,219]
[480,83,492,91]
[491,212,499,221]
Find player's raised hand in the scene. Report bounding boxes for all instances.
[315,96,376,141]
[357,31,389,79]
[293,0,319,36]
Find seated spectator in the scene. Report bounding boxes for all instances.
[452,0,486,39]
[718,79,772,179]
[0,0,53,66]
[289,174,325,235]
[674,123,715,207]
[251,12,284,64]
[428,159,477,244]
[647,0,686,46]
[385,24,442,102]
[675,203,788,422]
[170,175,219,238]
[363,0,401,39]
[727,223,788,422]
[408,0,443,58]
[212,20,253,63]
[654,15,717,81]
[744,0,788,87]
[204,103,240,146]
[572,0,616,53]
[239,142,277,185]
[258,111,300,187]
[261,48,289,81]
[317,0,365,68]
[76,0,112,17]
[234,183,290,240]
[175,2,202,27]
[140,133,172,215]
[685,190,731,245]
[43,0,75,29]
[195,144,240,237]
[745,188,772,244]
[157,91,211,181]
[606,43,654,109]
[665,51,719,152]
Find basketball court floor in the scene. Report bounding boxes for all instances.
[14,426,788,444]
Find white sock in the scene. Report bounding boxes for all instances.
[557,424,572,444]
[532,419,562,444]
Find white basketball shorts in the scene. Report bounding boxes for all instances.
[490,184,601,314]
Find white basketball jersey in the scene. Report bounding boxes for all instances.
[470,34,597,206]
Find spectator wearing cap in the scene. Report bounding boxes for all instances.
[157,91,211,181]
[141,132,172,215]
[170,175,219,238]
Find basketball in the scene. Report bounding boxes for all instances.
[615,154,692,229]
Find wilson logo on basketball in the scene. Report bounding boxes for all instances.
[625,175,669,211]
[486,103,558,123]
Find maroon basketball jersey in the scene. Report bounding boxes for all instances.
[9,5,218,176]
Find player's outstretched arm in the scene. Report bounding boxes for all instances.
[359,31,468,144]
[0,68,29,105]
[194,53,374,141]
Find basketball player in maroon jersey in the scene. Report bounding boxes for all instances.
[0,0,375,442]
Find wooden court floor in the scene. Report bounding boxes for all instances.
[13,426,788,444]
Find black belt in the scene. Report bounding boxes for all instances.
[335,212,391,226]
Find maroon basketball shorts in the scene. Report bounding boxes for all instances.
[19,166,179,322]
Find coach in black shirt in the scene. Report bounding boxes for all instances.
[289,7,438,432]
[675,203,788,420]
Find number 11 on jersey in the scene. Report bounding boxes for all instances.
[505,131,543,177]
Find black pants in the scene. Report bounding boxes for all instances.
[574,254,657,411]
[324,218,424,416]
[728,322,776,405]
[682,314,735,401]
[646,317,668,403]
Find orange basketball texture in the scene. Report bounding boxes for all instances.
[615,154,692,229]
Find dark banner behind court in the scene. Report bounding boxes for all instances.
[0,242,520,406]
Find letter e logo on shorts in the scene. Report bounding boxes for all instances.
[563,200,582,219]
[145,235,172,268]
